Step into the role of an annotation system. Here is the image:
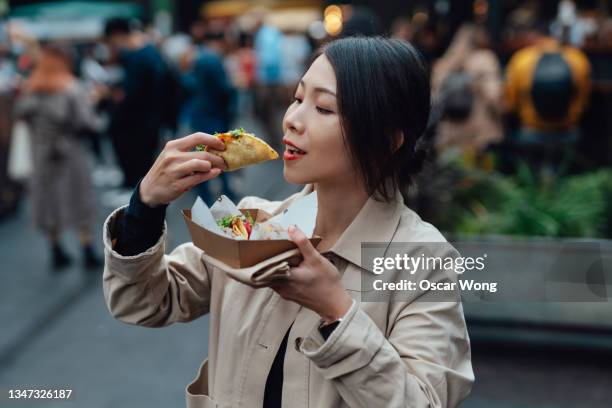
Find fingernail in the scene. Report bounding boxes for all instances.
[288,224,296,233]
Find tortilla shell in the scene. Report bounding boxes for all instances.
[212,133,278,171]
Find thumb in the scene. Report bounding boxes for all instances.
[288,225,318,259]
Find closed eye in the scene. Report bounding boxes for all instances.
[316,106,333,115]
[293,96,303,104]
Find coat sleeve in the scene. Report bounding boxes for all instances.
[102,206,214,328]
[300,273,474,407]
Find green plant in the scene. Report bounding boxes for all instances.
[425,158,612,238]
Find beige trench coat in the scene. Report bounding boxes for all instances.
[102,185,474,408]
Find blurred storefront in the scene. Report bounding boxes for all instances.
[179,0,323,34]
[5,1,142,40]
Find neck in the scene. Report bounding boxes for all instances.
[313,178,369,248]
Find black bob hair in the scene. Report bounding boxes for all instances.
[312,37,431,203]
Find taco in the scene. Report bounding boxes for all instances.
[216,211,255,240]
[197,128,278,171]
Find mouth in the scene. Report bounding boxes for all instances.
[283,139,307,161]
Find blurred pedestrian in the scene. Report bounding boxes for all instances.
[432,24,504,167]
[104,18,167,189]
[0,43,20,219]
[14,43,102,270]
[185,26,236,135]
[505,21,591,171]
[183,25,237,205]
[224,31,256,117]
[253,10,284,148]
[280,29,311,105]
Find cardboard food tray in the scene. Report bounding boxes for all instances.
[182,208,322,269]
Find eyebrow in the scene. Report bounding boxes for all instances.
[299,79,336,97]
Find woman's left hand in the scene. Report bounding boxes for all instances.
[268,225,353,324]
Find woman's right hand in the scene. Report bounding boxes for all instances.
[139,132,227,207]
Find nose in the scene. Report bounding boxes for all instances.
[283,104,305,135]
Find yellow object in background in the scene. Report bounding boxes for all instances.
[505,38,591,131]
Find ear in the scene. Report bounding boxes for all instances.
[393,131,405,153]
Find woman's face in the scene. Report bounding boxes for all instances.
[282,54,357,187]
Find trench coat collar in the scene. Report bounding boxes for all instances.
[297,183,404,273]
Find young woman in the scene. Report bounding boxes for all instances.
[103,37,474,408]
[16,43,102,270]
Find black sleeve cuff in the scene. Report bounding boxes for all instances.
[318,320,341,341]
[114,180,168,256]
[124,181,168,223]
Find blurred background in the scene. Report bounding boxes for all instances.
[0,0,611,407]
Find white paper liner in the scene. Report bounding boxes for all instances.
[190,191,318,240]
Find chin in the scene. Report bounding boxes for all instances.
[283,164,313,185]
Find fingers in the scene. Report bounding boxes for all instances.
[288,225,318,259]
[181,151,227,170]
[267,280,283,290]
[267,280,293,301]
[174,158,212,177]
[171,132,226,152]
[176,168,222,191]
